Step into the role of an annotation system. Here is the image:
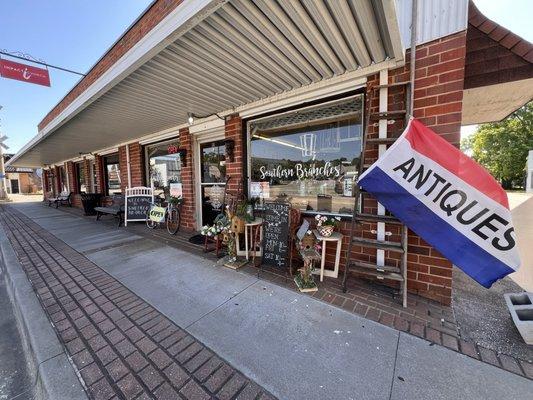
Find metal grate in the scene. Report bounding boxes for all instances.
[250,97,363,132]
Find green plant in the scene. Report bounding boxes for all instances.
[168,195,183,205]
[235,200,254,223]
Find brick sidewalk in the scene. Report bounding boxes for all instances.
[0,207,275,400]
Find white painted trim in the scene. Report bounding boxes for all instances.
[193,127,226,228]
[138,125,183,145]
[189,116,225,135]
[126,144,132,188]
[98,147,119,156]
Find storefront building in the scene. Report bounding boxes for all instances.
[8,0,533,305]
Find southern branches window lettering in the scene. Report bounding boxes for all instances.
[146,140,182,197]
[249,96,363,215]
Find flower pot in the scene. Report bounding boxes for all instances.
[317,225,334,237]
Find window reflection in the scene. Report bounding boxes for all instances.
[146,140,182,198]
[249,96,363,215]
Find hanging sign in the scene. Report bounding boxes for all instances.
[359,118,520,288]
[169,182,182,197]
[0,59,51,87]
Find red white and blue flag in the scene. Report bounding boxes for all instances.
[359,118,520,288]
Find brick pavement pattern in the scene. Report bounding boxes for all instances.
[0,206,275,400]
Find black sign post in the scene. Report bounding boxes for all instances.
[261,201,291,272]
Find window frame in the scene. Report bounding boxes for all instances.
[74,161,86,194]
[246,94,364,219]
[102,153,121,196]
[143,138,182,189]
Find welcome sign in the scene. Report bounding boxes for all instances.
[359,118,520,288]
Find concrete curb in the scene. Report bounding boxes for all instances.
[0,224,88,400]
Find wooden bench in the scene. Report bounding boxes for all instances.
[94,195,125,227]
[48,192,73,208]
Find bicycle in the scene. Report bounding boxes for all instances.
[146,194,182,235]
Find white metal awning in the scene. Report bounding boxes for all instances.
[10,0,405,167]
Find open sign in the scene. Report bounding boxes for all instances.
[148,206,166,223]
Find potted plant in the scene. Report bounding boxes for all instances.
[315,214,341,237]
[168,195,183,206]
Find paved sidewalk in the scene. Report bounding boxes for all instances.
[0,206,274,400]
[2,203,533,400]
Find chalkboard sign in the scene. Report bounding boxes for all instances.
[261,201,290,268]
[125,187,154,226]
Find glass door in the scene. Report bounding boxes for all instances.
[200,140,226,226]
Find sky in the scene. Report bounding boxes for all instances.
[0,0,532,153]
[0,1,153,153]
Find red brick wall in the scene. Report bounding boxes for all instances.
[118,145,128,193]
[128,143,144,187]
[178,127,196,231]
[346,31,467,305]
[43,170,50,197]
[94,155,106,195]
[38,0,184,131]
[225,115,244,197]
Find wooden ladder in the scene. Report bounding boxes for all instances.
[341,73,411,308]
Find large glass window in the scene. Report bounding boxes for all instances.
[103,154,121,195]
[249,96,363,216]
[75,162,87,193]
[145,139,182,198]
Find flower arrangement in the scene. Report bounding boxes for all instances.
[200,224,224,237]
[315,214,340,227]
[200,214,230,237]
[315,214,341,237]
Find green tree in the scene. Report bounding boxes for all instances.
[461,102,533,189]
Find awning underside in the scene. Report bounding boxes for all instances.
[13,0,403,167]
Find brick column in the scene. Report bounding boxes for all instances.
[83,158,91,191]
[128,143,144,187]
[54,166,61,194]
[178,127,196,231]
[94,155,105,194]
[224,115,244,196]
[65,161,80,193]
[43,170,50,199]
[118,145,128,193]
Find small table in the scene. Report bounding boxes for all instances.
[312,230,343,282]
[236,218,263,261]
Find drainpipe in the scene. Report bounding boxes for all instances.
[409,0,418,117]
[126,144,132,189]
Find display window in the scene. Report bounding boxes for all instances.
[145,139,182,198]
[248,95,363,216]
[103,154,121,195]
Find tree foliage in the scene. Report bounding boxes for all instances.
[461,102,533,189]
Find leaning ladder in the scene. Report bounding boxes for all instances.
[342,73,411,308]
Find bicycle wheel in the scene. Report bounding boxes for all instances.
[166,207,181,235]
[146,213,157,229]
